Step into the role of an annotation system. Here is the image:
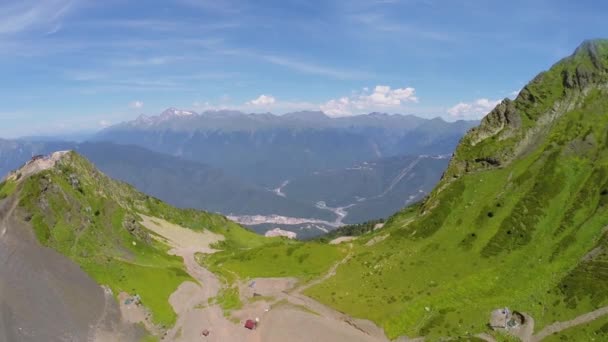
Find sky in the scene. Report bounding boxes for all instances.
[0,0,607,137]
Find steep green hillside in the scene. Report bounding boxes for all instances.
[302,39,608,340]
[203,239,346,283]
[12,152,266,327]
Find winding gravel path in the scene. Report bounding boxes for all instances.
[531,306,608,342]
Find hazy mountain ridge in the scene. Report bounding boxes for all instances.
[0,141,335,221]
[95,111,477,186]
[0,141,447,233]
[1,110,472,236]
[115,108,445,132]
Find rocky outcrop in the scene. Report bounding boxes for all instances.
[424,39,608,210]
[468,98,521,146]
[264,228,297,239]
[123,214,152,244]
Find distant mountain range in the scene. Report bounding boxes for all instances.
[1,111,475,236]
[0,140,333,220]
[94,109,476,186]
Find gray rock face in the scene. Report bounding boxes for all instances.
[469,98,521,146]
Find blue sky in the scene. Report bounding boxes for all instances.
[0,0,606,137]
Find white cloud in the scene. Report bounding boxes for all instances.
[359,85,418,107]
[98,120,111,127]
[320,97,351,116]
[129,100,144,109]
[320,85,418,117]
[190,85,416,117]
[247,94,276,106]
[447,98,501,119]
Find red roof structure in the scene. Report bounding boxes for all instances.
[244,319,256,330]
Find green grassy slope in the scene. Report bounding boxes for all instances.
[0,179,18,199]
[14,152,265,327]
[303,39,608,340]
[203,240,346,283]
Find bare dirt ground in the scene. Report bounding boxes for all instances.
[475,333,498,342]
[139,216,389,341]
[234,246,389,341]
[140,215,222,254]
[5,151,69,182]
[260,306,381,342]
[365,233,389,246]
[512,313,535,342]
[393,337,425,342]
[238,277,298,299]
[329,236,357,244]
[117,291,161,336]
[140,215,255,341]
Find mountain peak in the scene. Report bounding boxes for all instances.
[6,150,72,182]
[282,111,329,120]
[439,39,608,183]
[565,38,608,73]
[160,107,197,119]
[573,39,607,58]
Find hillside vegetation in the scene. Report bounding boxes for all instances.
[203,240,346,284]
[8,151,348,333]
[95,110,476,187]
[298,39,608,339]
[12,152,266,327]
[8,38,608,342]
[167,39,608,340]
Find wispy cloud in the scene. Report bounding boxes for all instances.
[114,56,189,67]
[191,95,317,114]
[177,0,247,14]
[348,12,456,43]
[73,78,188,94]
[129,101,144,109]
[197,39,373,80]
[261,54,373,80]
[75,18,240,32]
[0,0,75,35]
[64,70,107,81]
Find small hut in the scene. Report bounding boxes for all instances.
[489,307,511,329]
[244,319,256,330]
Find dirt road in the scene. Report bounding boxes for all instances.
[141,217,388,341]
[531,306,608,342]
[139,215,253,342]
[284,247,388,340]
[235,246,388,341]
